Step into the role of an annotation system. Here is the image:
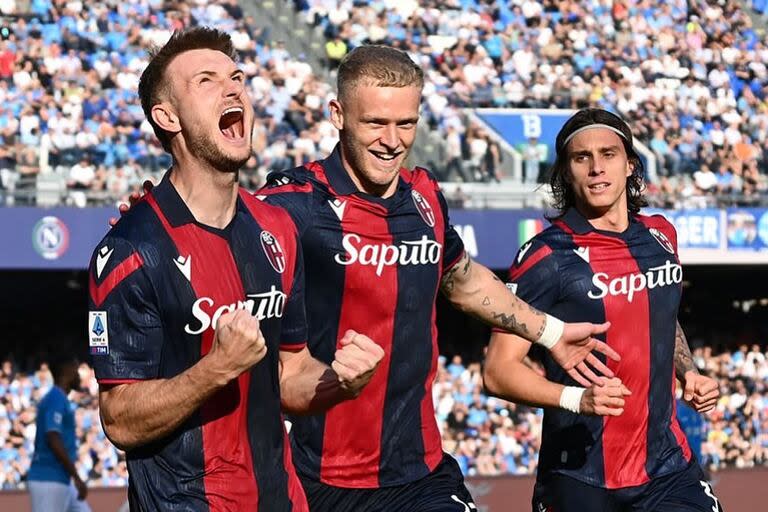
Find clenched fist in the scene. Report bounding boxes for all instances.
[682,371,719,413]
[331,330,385,398]
[208,310,268,383]
[579,378,632,416]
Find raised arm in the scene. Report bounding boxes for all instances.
[99,311,266,450]
[279,330,384,415]
[440,252,618,386]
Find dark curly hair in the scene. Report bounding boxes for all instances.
[548,108,647,218]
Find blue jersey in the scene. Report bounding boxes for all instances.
[260,146,465,488]
[88,174,308,511]
[504,208,691,489]
[28,386,76,484]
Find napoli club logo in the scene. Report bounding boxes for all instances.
[32,216,70,260]
[260,231,286,273]
[411,190,435,227]
[649,228,675,254]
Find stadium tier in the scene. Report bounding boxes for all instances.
[0,0,766,207]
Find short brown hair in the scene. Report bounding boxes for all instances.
[337,45,424,103]
[138,27,238,152]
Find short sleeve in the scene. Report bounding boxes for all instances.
[436,187,465,273]
[280,234,308,352]
[88,237,164,383]
[492,237,560,335]
[42,394,68,434]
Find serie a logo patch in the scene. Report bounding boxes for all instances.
[89,311,109,355]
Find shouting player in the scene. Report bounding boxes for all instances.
[88,28,382,511]
[120,43,621,511]
[484,108,723,512]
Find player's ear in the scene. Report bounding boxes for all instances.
[626,158,636,178]
[151,102,181,135]
[329,99,344,131]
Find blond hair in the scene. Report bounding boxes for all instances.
[337,45,424,103]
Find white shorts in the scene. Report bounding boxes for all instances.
[28,480,92,512]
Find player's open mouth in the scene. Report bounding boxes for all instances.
[219,106,245,141]
[370,150,401,163]
[588,182,610,192]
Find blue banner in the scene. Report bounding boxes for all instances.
[646,209,722,249]
[725,208,768,251]
[0,207,115,269]
[0,207,763,269]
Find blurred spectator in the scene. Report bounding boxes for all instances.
[27,355,89,512]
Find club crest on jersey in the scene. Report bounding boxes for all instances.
[649,228,675,254]
[411,190,436,227]
[260,231,286,273]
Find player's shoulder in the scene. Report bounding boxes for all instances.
[240,188,297,235]
[405,165,441,190]
[634,212,678,249]
[635,212,675,232]
[89,200,157,283]
[261,165,317,195]
[509,231,559,275]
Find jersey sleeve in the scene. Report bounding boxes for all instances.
[280,233,308,352]
[88,236,164,384]
[41,393,68,434]
[258,167,315,236]
[436,186,465,273]
[492,237,560,334]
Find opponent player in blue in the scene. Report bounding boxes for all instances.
[89,28,382,511]
[28,355,90,512]
[484,108,723,511]
[258,47,620,511]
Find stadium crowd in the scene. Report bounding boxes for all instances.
[0,0,335,207]
[0,0,766,206]
[303,0,768,200]
[0,341,766,488]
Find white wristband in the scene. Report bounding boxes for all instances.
[536,314,564,349]
[559,386,586,414]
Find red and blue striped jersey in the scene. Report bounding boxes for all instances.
[87,175,308,511]
[259,146,465,488]
[505,208,691,490]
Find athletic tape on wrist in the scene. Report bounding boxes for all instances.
[559,386,585,414]
[536,314,564,349]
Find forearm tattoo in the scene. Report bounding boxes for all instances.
[674,321,698,380]
[440,252,472,294]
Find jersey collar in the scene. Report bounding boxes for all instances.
[321,144,359,196]
[561,207,640,237]
[152,170,246,229]
[320,144,410,206]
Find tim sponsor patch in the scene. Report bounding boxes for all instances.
[89,311,109,355]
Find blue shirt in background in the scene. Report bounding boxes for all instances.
[28,386,76,484]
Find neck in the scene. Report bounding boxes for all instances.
[169,157,239,230]
[339,145,399,199]
[55,380,69,393]
[581,204,630,232]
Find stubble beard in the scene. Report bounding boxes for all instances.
[188,128,250,174]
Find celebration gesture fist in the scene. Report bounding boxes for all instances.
[682,371,719,413]
[331,330,385,398]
